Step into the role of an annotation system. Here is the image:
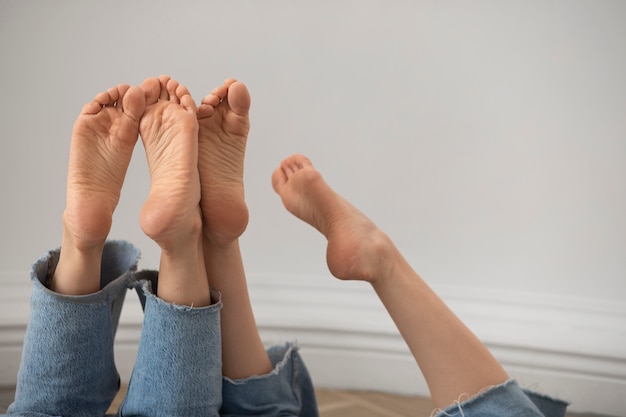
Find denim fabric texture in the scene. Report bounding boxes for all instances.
[221,344,318,417]
[4,241,568,417]
[4,241,320,417]
[435,379,569,417]
[119,281,223,417]
[7,241,139,417]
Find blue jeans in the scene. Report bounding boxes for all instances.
[4,241,567,417]
[5,241,317,417]
[435,379,568,417]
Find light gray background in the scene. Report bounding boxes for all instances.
[1,1,625,305]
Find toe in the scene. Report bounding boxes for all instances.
[166,79,180,104]
[141,77,161,106]
[106,86,120,105]
[225,82,250,116]
[158,75,171,100]
[271,167,288,192]
[203,94,221,107]
[82,98,104,115]
[93,91,111,107]
[211,85,228,101]
[180,93,197,113]
[122,86,146,123]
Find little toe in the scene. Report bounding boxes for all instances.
[175,84,191,100]
[82,99,104,115]
[180,94,197,112]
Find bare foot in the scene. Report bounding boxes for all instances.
[275,155,511,410]
[51,84,145,295]
[196,79,250,247]
[64,84,145,249]
[139,75,202,248]
[272,154,396,283]
[139,75,210,306]
[197,80,272,378]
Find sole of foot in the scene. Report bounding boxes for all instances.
[196,79,251,247]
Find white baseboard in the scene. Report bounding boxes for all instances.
[1,272,625,416]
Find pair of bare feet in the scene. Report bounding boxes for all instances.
[52,76,251,306]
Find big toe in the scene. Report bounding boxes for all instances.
[227,82,251,116]
[122,86,146,122]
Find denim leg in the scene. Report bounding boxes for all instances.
[434,379,569,417]
[524,388,569,417]
[119,277,223,417]
[7,241,140,417]
[221,343,319,417]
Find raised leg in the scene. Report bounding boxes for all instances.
[139,75,210,308]
[196,79,272,379]
[120,76,220,417]
[272,154,509,410]
[9,85,144,416]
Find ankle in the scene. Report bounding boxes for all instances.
[157,239,212,307]
[61,210,111,252]
[51,237,103,295]
[369,246,414,292]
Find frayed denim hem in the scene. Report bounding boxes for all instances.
[433,379,569,417]
[7,241,141,417]
[32,240,140,305]
[120,277,223,417]
[221,343,319,417]
[223,343,300,385]
[135,275,223,312]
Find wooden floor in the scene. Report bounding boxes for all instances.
[0,384,606,417]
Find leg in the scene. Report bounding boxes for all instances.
[139,75,210,308]
[9,85,144,416]
[196,79,272,379]
[120,76,220,417]
[272,154,509,410]
[197,82,318,416]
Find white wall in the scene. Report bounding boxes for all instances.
[1,1,625,415]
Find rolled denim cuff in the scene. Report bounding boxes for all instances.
[9,241,140,417]
[121,278,223,417]
[221,343,319,417]
[523,388,569,417]
[435,379,568,417]
[34,240,140,300]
